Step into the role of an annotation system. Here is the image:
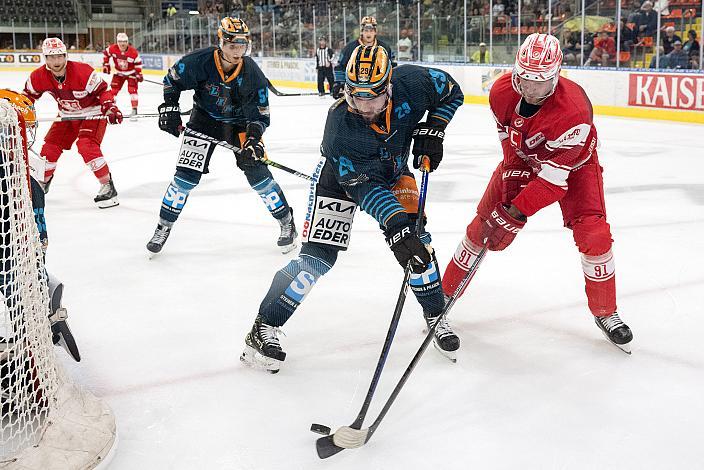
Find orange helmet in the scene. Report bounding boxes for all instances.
[217,17,251,56]
[361,16,378,30]
[345,45,392,118]
[0,89,37,147]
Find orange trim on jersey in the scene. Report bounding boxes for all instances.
[213,50,243,83]
[370,100,392,135]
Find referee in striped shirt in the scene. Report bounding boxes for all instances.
[315,37,334,96]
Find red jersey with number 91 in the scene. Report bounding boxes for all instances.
[24,61,112,117]
[489,72,599,216]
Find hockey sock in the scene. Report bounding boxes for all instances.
[84,156,110,184]
[250,176,290,219]
[442,235,483,298]
[581,250,617,316]
[159,175,197,224]
[259,245,336,326]
[409,251,445,315]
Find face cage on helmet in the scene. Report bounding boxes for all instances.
[511,67,559,104]
[344,83,392,117]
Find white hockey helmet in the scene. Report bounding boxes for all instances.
[116,32,129,42]
[512,33,563,103]
[42,37,67,56]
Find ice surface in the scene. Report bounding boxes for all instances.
[2,71,703,469]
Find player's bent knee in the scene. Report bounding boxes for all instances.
[75,137,101,157]
[41,143,63,161]
[465,215,490,249]
[572,215,612,256]
[174,167,202,187]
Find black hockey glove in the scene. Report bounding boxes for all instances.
[237,122,265,171]
[332,81,345,99]
[411,123,445,172]
[158,102,182,138]
[384,224,432,274]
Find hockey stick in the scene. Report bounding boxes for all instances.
[37,109,192,123]
[314,158,432,460]
[267,80,322,97]
[319,245,488,456]
[180,127,315,182]
[143,77,165,86]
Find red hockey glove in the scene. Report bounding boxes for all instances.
[481,203,526,251]
[101,100,123,124]
[135,72,144,82]
[102,64,110,74]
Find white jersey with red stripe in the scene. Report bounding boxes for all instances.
[24,61,111,118]
[489,72,599,215]
[103,44,142,76]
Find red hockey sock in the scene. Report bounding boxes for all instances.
[582,250,617,316]
[442,235,483,298]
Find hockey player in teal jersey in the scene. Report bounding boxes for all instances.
[241,45,465,373]
[331,16,395,99]
[147,17,297,256]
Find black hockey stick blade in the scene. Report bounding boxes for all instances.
[316,435,346,459]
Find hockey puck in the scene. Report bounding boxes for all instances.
[310,423,331,436]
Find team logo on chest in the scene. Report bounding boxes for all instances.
[525,132,545,149]
[513,117,524,128]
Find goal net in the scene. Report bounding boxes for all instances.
[0,100,116,469]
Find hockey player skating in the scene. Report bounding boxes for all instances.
[23,37,122,208]
[148,17,297,256]
[331,16,396,99]
[241,45,465,373]
[103,32,143,121]
[442,34,633,353]
[0,91,80,361]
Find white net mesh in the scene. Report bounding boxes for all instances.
[0,101,116,469]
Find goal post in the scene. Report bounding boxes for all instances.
[0,100,117,469]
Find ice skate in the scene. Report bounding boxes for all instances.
[94,176,119,208]
[277,208,298,254]
[424,312,460,363]
[130,108,138,122]
[49,308,81,362]
[146,223,172,258]
[594,312,633,354]
[240,315,286,374]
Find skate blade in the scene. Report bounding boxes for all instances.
[422,328,458,363]
[240,345,282,374]
[279,240,298,254]
[147,250,159,260]
[598,329,632,355]
[432,340,457,363]
[96,197,119,209]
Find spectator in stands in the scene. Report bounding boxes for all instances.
[661,26,682,55]
[398,29,413,61]
[562,31,584,65]
[167,4,177,17]
[470,42,492,63]
[661,40,691,68]
[683,29,700,64]
[585,30,616,66]
[618,18,636,51]
[636,1,657,37]
[626,0,642,23]
[493,0,505,17]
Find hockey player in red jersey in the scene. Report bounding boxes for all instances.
[442,33,633,353]
[103,32,143,121]
[24,37,122,208]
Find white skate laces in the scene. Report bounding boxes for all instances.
[259,322,284,349]
[599,312,625,332]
